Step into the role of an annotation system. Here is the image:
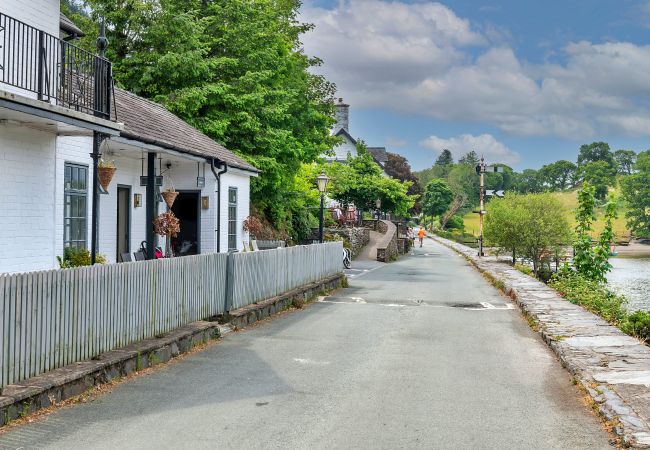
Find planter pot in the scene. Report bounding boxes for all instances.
[98,167,116,192]
[161,190,178,208]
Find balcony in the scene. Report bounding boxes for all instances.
[0,12,113,120]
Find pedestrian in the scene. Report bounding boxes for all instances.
[418,227,425,247]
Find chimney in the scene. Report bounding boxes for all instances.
[334,97,349,132]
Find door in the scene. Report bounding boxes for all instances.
[170,191,201,256]
[116,186,131,261]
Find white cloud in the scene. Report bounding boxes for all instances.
[420,133,520,165]
[301,1,650,139]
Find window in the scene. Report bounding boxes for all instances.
[228,187,237,251]
[64,163,88,249]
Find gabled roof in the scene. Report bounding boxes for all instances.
[334,127,357,145]
[368,147,388,166]
[113,88,259,173]
[60,13,85,37]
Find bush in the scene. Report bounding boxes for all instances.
[57,247,107,268]
[622,311,650,343]
[445,215,464,230]
[549,270,627,325]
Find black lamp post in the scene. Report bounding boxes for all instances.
[316,172,331,243]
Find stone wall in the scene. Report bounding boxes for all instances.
[325,227,369,258]
[376,220,398,262]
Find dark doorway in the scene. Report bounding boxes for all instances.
[170,191,200,256]
[116,185,131,261]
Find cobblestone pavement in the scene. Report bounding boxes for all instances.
[434,235,650,448]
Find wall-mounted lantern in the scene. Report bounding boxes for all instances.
[201,196,210,210]
[134,193,142,208]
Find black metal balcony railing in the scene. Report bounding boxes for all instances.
[0,12,112,120]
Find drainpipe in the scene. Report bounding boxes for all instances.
[210,158,228,252]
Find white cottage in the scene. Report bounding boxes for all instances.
[0,1,258,273]
[325,98,389,176]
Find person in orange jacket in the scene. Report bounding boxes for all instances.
[417,227,425,247]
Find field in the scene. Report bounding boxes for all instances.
[462,190,631,241]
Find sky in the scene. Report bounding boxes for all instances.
[300,0,650,171]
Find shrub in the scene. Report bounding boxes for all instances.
[549,270,627,325]
[622,311,650,343]
[445,215,464,230]
[57,247,107,268]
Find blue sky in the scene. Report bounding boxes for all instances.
[301,0,650,171]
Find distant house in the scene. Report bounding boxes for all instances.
[325,99,388,176]
[367,147,388,170]
[0,2,258,273]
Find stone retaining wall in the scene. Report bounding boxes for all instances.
[325,227,370,259]
[433,235,650,448]
[376,220,398,262]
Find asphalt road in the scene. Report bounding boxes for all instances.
[0,238,613,449]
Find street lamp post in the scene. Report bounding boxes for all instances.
[316,172,331,244]
[375,198,381,229]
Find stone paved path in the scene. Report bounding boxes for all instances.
[434,235,650,448]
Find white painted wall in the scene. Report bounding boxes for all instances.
[218,169,251,253]
[327,135,357,162]
[55,136,252,265]
[0,0,60,36]
[0,123,56,273]
[0,127,252,273]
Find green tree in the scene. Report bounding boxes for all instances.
[577,142,615,169]
[459,151,479,166]
[573,183,617,283]
[80,0,338,238]
[323,146,415,218]
[614,149,636,175]
[384,152,423,214]
[484,194,527,263]
[485,193,571,274]
[423,179,453,226]
[580,161,615,200]
[513,169,542,193]
[621,150,650,237]
[447,164,480,213]
[539,160,577,191]
[435,149,454,166]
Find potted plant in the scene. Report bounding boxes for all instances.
[153,211,180,257]
[97,159,116,192]
[161,187,178,209]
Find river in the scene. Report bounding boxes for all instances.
[608,257,650,312]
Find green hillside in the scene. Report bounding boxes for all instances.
[462,190,630,241]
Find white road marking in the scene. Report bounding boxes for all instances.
[317,298,515,310]
[293,358,330,366]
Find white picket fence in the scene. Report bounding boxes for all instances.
[0,253,228,388]
[0,243,344,388]
[227,242,343,310]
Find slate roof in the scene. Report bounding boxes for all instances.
[113,88,259,173]
[59,13,85,37]
[334,128,357,145]
[367,147,388,166]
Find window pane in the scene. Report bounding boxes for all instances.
[64,163,88,249]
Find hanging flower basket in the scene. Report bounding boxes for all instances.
[161,188,178,208]
[97,160,116,192]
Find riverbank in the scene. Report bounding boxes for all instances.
[433,235,650,448]
[614,242,650,257]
